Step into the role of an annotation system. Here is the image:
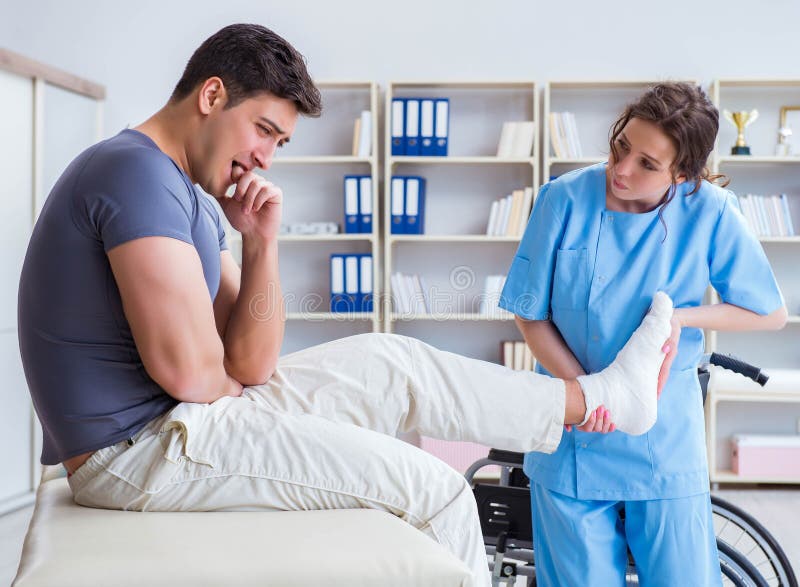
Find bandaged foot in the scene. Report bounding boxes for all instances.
[577,291,673,435]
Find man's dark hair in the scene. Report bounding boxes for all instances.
[171,23,322,117]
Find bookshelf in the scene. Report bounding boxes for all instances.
[705,79,800,485]
[382,81,536,474]
[225,81,381,356]
[383,81,537,346]
[388,235,522,243]
[391,313,517,322]
[543,80,696,183]
[705,368,800,486]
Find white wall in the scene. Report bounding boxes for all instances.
[2,0,799,136]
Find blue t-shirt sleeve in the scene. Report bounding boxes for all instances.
[75,150,196,253]
[200,191,229,252]
[207,196,228,252]
[709,192,784,314]
[499,182,565,320]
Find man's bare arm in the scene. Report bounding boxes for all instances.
[108,237,243,403]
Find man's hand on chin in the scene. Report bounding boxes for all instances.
[219,163,283,242]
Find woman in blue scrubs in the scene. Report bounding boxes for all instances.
[498,82,788,586]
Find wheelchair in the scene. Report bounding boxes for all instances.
[466,353,798,587]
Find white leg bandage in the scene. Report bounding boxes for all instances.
[577,291,673,436]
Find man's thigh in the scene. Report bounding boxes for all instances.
[70,395,468,526]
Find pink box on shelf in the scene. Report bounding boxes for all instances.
[731,435,800,479]
[419,437,499,477]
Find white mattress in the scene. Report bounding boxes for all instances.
[13,470,473,586]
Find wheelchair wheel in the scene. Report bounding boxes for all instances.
[622,541,767,587]
[712,495,798,587]
[719,539,770,587]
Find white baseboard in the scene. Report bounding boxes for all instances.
[0,492,35,517]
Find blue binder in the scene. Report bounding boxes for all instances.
[390,176,406,234]
[343,176,360,233]
[391,98,406,156]
[404,177,426,234]
[404,99,421,156]
[358,254,374,313]
[420,98,436,156]
[344,255,360,313]
[359,176,373,234]
[330,254,354,312]
[434,98,449,156]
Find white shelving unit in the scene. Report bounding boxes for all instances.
[390,313,516,322]
[392,156,535,164]
[275,156,371,164]
[382,81,537,475]
[277,234,374,242]
[543,79,696,182]
[706,368,800,486]
[388,235,522,243]
[706,79,800,485]
[226,81,381,355]
[383,80,537,356]
[285,312,375,321]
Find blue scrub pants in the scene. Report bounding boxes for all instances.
[531,483,723,587]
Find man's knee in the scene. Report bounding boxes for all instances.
[427,470,478,521]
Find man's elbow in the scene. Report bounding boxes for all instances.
[163,373,216,403]
[224,356,276,387]
[154,359,226,403]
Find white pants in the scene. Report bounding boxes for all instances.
[68,333,566,586]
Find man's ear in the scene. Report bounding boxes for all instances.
[197,77,227,115]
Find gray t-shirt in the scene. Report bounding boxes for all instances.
[18,129,228,465]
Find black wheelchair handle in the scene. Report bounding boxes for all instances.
[487,449,525,466]
[707,352,769,386]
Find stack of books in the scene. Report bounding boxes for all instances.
[496,121,536,158]
[486,187,534,237]
[351,110,372,157]
[500,340,536,371]
[737,194,795,237]
[391,273,430,315]
[479,275,512,318]
[343,175,373,234]
[391,98,450,156]
[390,176,426,234]
[549,112,583,158]
[330,254,373,313]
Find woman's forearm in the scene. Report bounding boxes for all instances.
[675,302,788,332]
[515,317,586,378]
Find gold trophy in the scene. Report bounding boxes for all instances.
[723,109,759,155]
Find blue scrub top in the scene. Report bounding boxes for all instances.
[499,163,784,501]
